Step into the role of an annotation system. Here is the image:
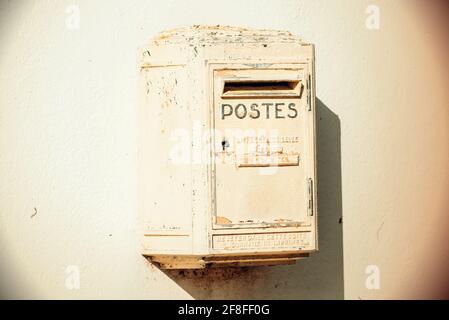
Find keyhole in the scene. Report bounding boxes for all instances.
[221,139,230,151]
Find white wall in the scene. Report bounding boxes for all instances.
[1,0,448,299]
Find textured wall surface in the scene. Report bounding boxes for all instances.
[1,0,448,299]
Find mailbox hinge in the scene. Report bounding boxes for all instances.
[306,74,312,111]
[307,178,314,216]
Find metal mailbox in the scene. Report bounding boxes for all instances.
[138,26,317,269]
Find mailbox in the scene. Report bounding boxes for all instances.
[138,26,317,269]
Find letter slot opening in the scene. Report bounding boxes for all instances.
[222,80,302,98]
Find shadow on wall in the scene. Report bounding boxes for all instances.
[161,98,344,299]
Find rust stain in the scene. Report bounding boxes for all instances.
[155,33,170,41]
[216,216,232,224]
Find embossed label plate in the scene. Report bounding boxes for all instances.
[213,232,310,250]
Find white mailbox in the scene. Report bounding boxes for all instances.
[138,26,317,269]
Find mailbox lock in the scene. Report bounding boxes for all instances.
[221,139,230,151]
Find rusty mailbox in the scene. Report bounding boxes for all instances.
[138,26,317,269]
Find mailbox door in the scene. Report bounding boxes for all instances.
[211,65,314,229]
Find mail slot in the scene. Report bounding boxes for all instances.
[138,26,317,269]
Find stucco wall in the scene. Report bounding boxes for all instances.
[1,0,448,299]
